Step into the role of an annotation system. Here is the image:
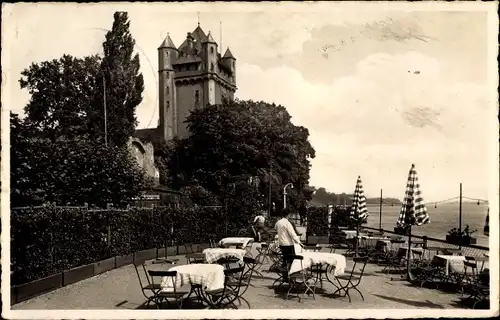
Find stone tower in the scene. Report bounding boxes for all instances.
[157,25,237,141]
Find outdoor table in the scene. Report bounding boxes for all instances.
[341,230,357,239]
[359,236,390,248]
[431,255,466,276]
[397,247,424,259]
[203,248,246,264]
[218,237,254,249]
[411,240,425,248]
[442,248,462,256]
[161,263,225,294]
[289,248,347,277]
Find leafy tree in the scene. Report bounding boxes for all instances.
[165,99,316,214]
[19,55,102,142]
[10,113,151,208]
[95,11,144,147]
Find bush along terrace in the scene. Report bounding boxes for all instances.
[10,205,248,286]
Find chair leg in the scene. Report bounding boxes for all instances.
[353,287,364,301]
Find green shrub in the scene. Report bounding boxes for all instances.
[10,204,246,285]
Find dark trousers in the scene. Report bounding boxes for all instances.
[280,245,295,280]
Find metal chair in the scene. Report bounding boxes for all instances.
[333,257,368,303]
[203,266,245,309]
[148,270,191,309]
[186,253,205,264]
[286,255,316,302]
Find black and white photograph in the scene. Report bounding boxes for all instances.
[1,1,498,319]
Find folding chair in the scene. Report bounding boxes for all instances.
[133,260,189,309]
[366,240,389,263]
[344,238,357,256]
[286,255,316,302]
[133,260,163,308]
[382,247,407,274]
[461,261,490,309]
[328,232,349,253]
[255,242,271,265]
[310,262,333,290]
[203,266,245,309]
[148,270,191,309]
[409,250,443,289]
[186,253,205,264]
[217,255,242,269]
[333,257,368,303]
[243,254,264,278]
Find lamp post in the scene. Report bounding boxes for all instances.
[283,183,294,209]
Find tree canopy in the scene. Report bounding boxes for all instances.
[164,99,316,214]
[18,11,143,147]
[12,11,148,208]
[10,112,152,208]
[19,55,102,142]
[97,11,144,147]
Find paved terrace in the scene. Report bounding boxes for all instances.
[12,247,476,311]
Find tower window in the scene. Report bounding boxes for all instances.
[165,52,169,57]
[233,61,235,68]
[166,101,170,110]
[211,63,214,72]
[166,86,170,95]
[195,90,200,105]
[211,47,214,54]
[166,73,169,79]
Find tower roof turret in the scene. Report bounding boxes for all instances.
[192,25,207,43]
[223,47,236,60]
[158,33,176,50]
[203,31,217,44]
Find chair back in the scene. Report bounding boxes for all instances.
[209,238,217,248]
[374,240,387,252]
[184,243,195,254]
[148,270,179,295]
[133,260,153,291]
[347,257,369,284]
[223,266,245,297]
[186,253,205,264]
[241,257,257,292]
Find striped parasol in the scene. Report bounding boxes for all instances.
[397,164,430,228]
[397,164,429,281]
[351,176,368,222]
[351,176,368,256]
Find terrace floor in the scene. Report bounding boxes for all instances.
[11,247,479,311]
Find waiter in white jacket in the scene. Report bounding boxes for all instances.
[275,208,304,281]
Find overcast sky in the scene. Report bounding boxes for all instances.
[2,2,498,202]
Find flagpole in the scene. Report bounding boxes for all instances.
[379,189,383,231]
[459,182,462,250]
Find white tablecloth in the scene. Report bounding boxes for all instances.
[219,237,254,248]
[341,230,357,239]
[161,263,225,292]
[289,245,346,276]
[359,236,390,248]
[432,255,469,276]
[203,248,246,264]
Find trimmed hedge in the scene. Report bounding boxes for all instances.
[11,205,246,285]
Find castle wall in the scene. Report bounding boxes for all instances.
[175,82,204,139]
[128,137,160,183]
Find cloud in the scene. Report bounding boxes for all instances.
[236,51,491,200]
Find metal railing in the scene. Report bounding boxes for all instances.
[361,226,489,258]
